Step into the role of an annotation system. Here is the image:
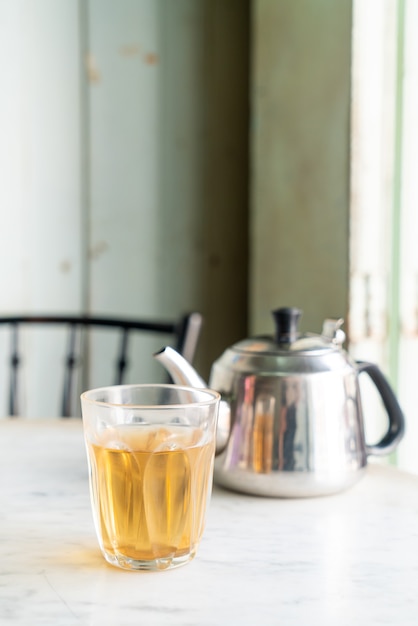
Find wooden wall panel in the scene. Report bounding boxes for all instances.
[0,0,250,413]
[0,0,82,416]
[250,0,352,337]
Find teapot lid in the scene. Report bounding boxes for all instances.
[233,307,345,356]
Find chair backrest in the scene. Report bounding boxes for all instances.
[0,312,203,417]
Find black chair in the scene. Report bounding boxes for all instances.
[0,312,203,417]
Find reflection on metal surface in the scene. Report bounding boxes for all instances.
[214,370,373,498]
[279,379,300,471]
[253,394,275,474]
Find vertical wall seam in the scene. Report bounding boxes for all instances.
[78,0,91,315]
[388,0,406,466]
[78,0,91,390]
[389,0,406,393]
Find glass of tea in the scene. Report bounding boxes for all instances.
[80,384,220,571]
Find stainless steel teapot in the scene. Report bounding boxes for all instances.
[155,307,405,497]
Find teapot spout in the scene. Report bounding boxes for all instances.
[154,346,230,454]
[154,346,207,388]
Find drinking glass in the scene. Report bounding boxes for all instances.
[81,384,220,571]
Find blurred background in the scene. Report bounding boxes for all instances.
[0,0,416,474]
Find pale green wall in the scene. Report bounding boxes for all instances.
[0,0,353,414]
[84,0,250,383]
[250,0,352,337]
[0,0,249,415]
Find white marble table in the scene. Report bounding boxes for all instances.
[1,418,418,626]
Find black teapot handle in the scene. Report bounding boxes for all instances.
[356,361,405,456]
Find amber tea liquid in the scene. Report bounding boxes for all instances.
[86,424,215,570]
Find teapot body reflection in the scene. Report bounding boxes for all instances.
[155,307,405,497]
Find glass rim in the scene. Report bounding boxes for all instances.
[80,383,221,410]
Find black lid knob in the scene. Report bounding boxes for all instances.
[272,307,302,344]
